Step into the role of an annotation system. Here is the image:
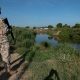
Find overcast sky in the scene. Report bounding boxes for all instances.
[0,0,80,27]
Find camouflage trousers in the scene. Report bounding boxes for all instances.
[0,41,10,71]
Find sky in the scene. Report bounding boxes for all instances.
[0,0,80,27]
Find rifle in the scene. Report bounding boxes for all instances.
[3,18,15,44]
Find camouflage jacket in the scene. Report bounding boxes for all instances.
[0,18,9,43]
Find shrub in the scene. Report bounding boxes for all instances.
[41,41,50,48]
[9,27,35,54]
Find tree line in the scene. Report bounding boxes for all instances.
[25,23,80,29]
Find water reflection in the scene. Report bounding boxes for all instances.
[35,34,58,46]
[35,34,80,50]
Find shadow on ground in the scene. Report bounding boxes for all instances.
[44,69,60,80]
[15,50,36,80]
[11,51,28,71]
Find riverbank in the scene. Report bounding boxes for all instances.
[34,27,80,43]
[47,28,80,43]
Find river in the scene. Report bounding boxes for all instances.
[35,34,80,50]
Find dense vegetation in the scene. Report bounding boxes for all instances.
[46,23,80,43]
[8,26,80,80]
[25,43,80,80]
[58,28,80,43]
[9,27,35,54]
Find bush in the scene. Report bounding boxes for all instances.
[41,41,50,48]
[58,28,80,43]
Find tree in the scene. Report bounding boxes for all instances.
[73,23,80,28]
[48,25,53,29]
[63,24,70,28]
[33,27,36,29]
[25,26,30,28]
[56,23,62,28]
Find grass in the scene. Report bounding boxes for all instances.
[8,27,80,80]
[23,43,80,80]
[27,59,80,80]
[27,43,79,62]
[9,27,36,54]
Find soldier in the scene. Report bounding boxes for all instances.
[0,8,16,76]
[0,18,11,73]
[0,17,15,76]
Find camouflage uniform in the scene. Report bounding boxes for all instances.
[0,18,10,72]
